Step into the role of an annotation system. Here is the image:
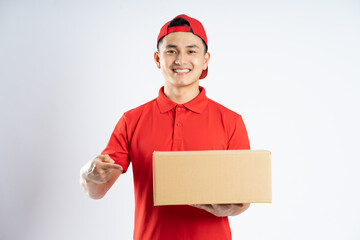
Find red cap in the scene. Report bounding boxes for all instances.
[157,14,208,79]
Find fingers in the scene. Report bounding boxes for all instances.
[192,204,231,210]
[85,155,123,184]
[233,203,244,208]
[212,204,232,211]
[191,204,214,212]
[190,204,248,217]
[191,204,220,216]
[94,155,123,171]
[107,163,123,171]
[97,155,115,163]
[238,203,250,211]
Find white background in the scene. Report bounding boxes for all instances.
[1,0,359,239]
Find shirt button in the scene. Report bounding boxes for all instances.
[177,108,182,111]
[176,123,182,127]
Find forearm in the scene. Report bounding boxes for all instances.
[80,174,109,199]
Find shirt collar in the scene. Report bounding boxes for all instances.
[156,86,208,114]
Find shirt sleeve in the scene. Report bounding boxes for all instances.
[227,115,250,150]
[101,114,131,173]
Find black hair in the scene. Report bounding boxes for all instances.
[168,17,191,28]
[157,17,208,53]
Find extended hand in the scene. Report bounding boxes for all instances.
[191,203,250,217]
[82,155,123,184]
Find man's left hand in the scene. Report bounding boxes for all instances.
[191,203,250,217]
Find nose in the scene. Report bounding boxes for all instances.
[174,52,186,65]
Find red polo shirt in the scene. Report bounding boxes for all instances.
[102,86,250,240]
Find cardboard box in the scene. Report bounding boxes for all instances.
[153,150,271,206]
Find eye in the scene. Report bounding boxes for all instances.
[188,50,197,54]
[166,50,176,54]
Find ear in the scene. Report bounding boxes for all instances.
[203,52,210,70]
[154,51,161,69]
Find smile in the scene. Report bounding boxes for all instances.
[173,69,190,73]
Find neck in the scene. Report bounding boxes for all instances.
[163,83,200,104]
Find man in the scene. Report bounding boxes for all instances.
[80,14,250,240]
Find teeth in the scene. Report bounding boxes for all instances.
[174,69,190,73]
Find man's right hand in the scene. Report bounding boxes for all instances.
[82,155,123,184]
[80,155,123,199]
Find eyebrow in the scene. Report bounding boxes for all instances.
[165,44,178,49]
[186,44,200,49]
[165,44,200,49]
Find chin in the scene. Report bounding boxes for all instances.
[173,80,199,88]
[173,76,200,86]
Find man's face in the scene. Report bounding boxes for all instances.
[155,32,210,88]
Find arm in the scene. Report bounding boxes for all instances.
[80,155,123,199]
[192,203,251,217]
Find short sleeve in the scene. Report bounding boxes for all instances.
[101,115,131,173]
[227,115,250,150]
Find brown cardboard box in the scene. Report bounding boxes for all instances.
[153,150,271,206]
